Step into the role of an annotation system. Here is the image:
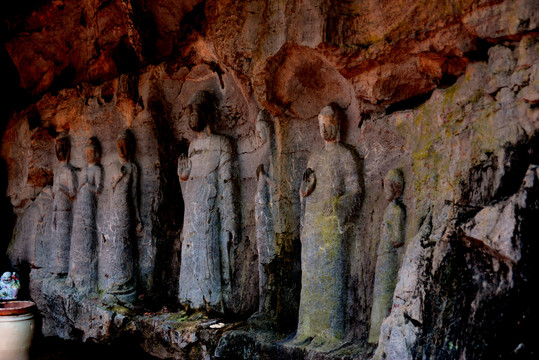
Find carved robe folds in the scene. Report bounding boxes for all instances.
[297,143,361,346]
[100,129,141,304]
[68,162,103,294]
[369,169,405,343]
[179,134,237,313]
[51,162,77,275]
[102,161,139,300]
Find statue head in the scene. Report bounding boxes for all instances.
[85,137,100,165]
[1,272,11,283]
[186,90,213,133]
[116,129,134,162]
[55,132,71,163]
[255,109,274,147]
[318,103,343,143]
[383,169,404,201]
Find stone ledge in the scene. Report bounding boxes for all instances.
[29,268,233,359]
[29,269,371,359]
[215,329,371,360]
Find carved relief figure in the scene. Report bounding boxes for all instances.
[101,129,142,303]
[177,90,238,314]
[67,137,103,295]
[254,110,278,317]
[51,132,77,275]
[293,104,361,350]
[368,169,405,343]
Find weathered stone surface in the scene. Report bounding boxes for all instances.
[50,133,77,275]
[215,329,370,360]
[100,129,141,304]
[462,0,539,39]
[30,267,232,359]
[7,187,53,270]
[1,1,538,359]
[369,37,539,358]
[177,90,239,314]
[291,104,361,351]
[372,211,433,359]
[4,0,142,95]
[66,137,103,295]
[3,0,527,112]
[368,170,405,344]
[253,110,279,318]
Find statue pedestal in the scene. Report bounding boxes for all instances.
[0,301,36,360]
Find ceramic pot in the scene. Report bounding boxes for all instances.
[0,301,35,360]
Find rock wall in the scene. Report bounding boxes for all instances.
[1,0,538,359]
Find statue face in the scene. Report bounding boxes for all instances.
[55,141,69,162]
[255,120,269,146]
[116,139,130,162]
[318,113,339,142]
[188,107,206,133]
[85,147,96,164]
[383,180,402,201]
[1,272,10,282]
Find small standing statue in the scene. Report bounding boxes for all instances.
[368,169,405,343]
[292,104,361,350]
[101,129,142,304]
[0,272,20,300]
[51,132,77,276]
[177,90,239,314]
[67,137,103,295]
[254,110,278,318]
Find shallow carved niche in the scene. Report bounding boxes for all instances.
[292,103,361,350]
[177,90,239,314]
[368,169,406,343]
[253,109,279,318]
[101,129,142,304]
[51,132,77,276]
[66,137,103,295]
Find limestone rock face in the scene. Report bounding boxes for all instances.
[1,0,538,359]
